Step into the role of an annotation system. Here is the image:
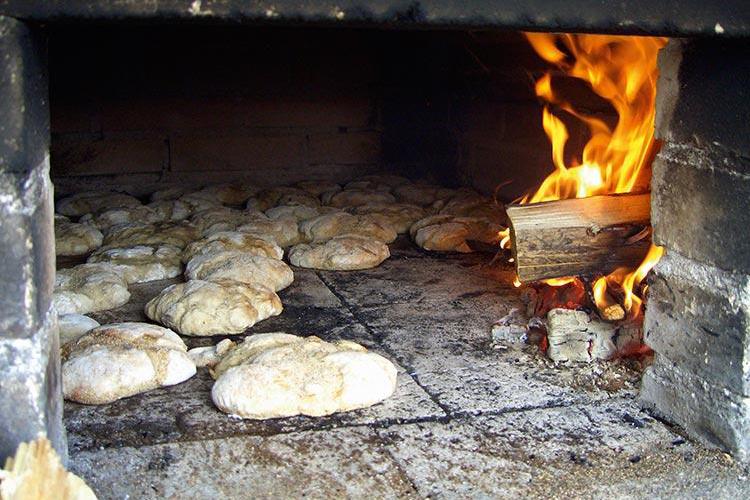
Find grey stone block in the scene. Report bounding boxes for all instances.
[0,16,63,462]
[641,355,750,461]
[0,312,65,463]
[656,38,750,160]
[645,251,750,396]
[651,142,750,274]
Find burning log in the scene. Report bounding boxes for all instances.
[546,308,643,363]
[506,193,651,283]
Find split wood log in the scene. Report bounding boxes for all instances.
[546,308,642,363]
[506,193,651,283]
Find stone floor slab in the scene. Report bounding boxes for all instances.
[69,427,417,500]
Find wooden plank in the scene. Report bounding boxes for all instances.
[507,193,651,282]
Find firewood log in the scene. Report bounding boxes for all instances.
[506,193,651,282]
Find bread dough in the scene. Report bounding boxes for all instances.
[236,215,301,247]
[145,279,282,335]
[146,199,191,221]
[54,263,131,315]
[295,180,342,197]
[58,314,100,347]
[192,184,257,206]
[87,244,183,284]
[322,189,396,208]
[392,184,455,207]
[103,221,199,249]
[432,190,505,224]
[185,251,293,291]
[251,187,320,211]
[56,191,141,217]
[188,339,236,368]
[211,333,397,419]
[79,205,165,231]
[149,186,190,202]
[54,216,103,256]
[265,204,339,223]
[356,174,410,188]
[178,192,223,213]
[299,212,397,243]
[347,202,426,234]
[410,215,503,253]
[181,231,283,263]
[190,207,265,236]
[62,322,196,404]
[288,235,390,270]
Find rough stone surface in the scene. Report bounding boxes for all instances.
[651,142,750,274]
[645,251,750,396]
[656,38,750,160]
[0,16,65,462]
[641,356,750,461]
[65,250,750,495]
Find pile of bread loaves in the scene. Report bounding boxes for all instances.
[53,175,504,418]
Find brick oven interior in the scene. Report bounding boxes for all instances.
[2,4,750,497]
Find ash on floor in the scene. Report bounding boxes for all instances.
[68,246,750,498]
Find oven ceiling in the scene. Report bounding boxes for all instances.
[1,0,748,37]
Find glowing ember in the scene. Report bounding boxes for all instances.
[505,33,667,320]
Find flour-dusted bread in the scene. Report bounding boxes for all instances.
[295,180,342,197]
[56,191,142,217]
[79,205,165,231]
[392,183,455,207]
[410,215,503,253]
[347,202,427,234]
[102,221,199,249]
[299,212,397,243]
[190,206,265,236]
[149,185,191,202]
[432,190,506,224]
[236,215,302,247]
[185,251,293,291]
[322,189,396,208]
[188,339,236,368]
[265,204,339,223]
[146,199,191,221]
[251,186,321,211]
[145,279,282,335]
[54,263,130,315]
[54,216,103,256]
[192,184,257,206]
[289,235,390,270]
[62,322,196,404]
[58,314,100,347]
[181,231,283,264]
[211,333,397,419]
[178,191,222,213]
[88,244,182,284]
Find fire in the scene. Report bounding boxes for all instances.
[520,33,667,204]
[509,33,667,319]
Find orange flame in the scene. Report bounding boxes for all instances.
[521,33,667,204]
[516,33,667,319]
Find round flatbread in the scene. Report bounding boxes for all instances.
[288,235,390,270]
[55,216,103,256]
[322,189,396,208]
[410,215,503,253]
[346,202,426,234]
[53,263,130,315]
[102,221,199,249]
[62,322,195,404]
[299,212,397,243]
[145,279,282,336]
[211,333,397,419]
[392,184,455,207]
[181,231,283,263]
[56,191,141,217]
[185,251,293,291]
[87,244,183,284]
